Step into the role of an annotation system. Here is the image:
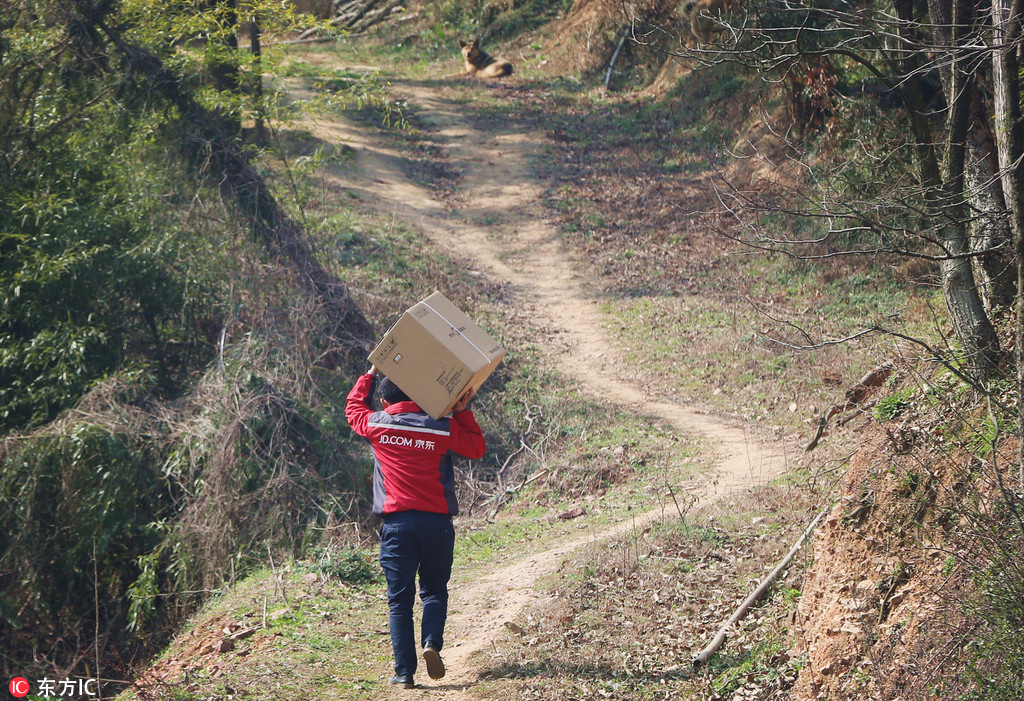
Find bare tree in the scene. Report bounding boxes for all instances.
[989,0,1024,478]
[650,0,1021,384]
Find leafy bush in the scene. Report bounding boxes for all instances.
[313,548,381,584]
[0,141,212,429]
[0,424,169,671]
[0,6,227,431]
[875,389,915,421]
[958,518,1024,699]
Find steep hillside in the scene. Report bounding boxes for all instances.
[792,387,1023,700]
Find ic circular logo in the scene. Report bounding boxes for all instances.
[9,677,30,698]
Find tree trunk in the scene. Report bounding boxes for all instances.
[965,84,1016,311]
[209,0,242,137]
[893,0,1003,381]
[990,0,1024,482]
[939,0,1003,379]
[250,11,268,146]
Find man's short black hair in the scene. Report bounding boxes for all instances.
[376,376,411,405]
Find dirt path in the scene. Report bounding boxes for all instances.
[302,77,788,697]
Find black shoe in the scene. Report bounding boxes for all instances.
[423,646,446,680]
[390,673,415,689]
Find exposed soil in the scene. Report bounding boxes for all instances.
[789,419,1017,701]
[298,75,792,697]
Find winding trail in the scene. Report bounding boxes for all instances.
[304,77,788,697]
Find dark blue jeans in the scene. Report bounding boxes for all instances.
[379,510,455,676]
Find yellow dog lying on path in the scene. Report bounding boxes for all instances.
[459,38,513,78]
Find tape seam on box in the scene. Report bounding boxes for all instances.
[420,300,492,362]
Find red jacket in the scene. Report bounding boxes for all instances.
[345,373,485,516]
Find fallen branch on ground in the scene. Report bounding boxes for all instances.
[605,28,630,89]
[692,504,831,668]
[805,361,893,451]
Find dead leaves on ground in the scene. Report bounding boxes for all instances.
[479,494,814,700]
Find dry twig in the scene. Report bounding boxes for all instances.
[806,362,894,451]
[692,504,830,667]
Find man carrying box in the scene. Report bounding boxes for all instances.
[345,365,485,689]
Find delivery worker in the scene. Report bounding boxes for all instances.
[345,365,485,689]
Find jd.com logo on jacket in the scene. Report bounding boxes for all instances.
[378,433,437,449]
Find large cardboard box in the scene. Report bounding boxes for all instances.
[368,292,506,419]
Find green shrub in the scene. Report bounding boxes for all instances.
[875,389,915,421]
[0,425,169,668]
[313,548,381,585]
[959,541,1024,700]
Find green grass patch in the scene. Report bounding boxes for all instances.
[117,560,392,701]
